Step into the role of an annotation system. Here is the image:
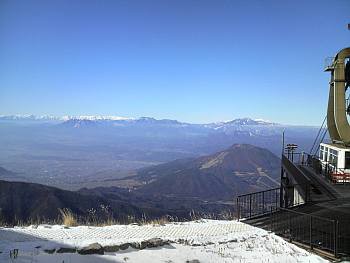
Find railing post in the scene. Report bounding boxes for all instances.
[249,194,252,218]
[270,206,273,232]
[289,212,292,242]
[262,191,265,214]
[309,217,313,250]
[236,197,240,221]
[275,189,278,209]
[334,220,338,258]
[280,183,283,208]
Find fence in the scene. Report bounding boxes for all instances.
[304,154,350,184]
[270,207,339,257]
[236,187,280,220]
[236,189,340,257]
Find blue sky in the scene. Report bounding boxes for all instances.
[0,0,349,125]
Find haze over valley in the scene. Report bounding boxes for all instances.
[0,142,282,223]
[0,115,322,190]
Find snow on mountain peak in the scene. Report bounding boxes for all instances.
[0,115,133,121]
[0,114,60,120]
[61,115,133,121]
[0,115,279,127]
[225,118,276,126]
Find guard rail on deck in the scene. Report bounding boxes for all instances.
[286,152,350,185]
[236,184,308,221]
[271,207,339,258]
[236,196,341,258]
[236,149,348,258]
[236,187,280,220]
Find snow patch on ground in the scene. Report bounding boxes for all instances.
[0,220,328,263]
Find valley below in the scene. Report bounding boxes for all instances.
[0,142,281,224]
[0,116,324,224]
[0,116,320,190]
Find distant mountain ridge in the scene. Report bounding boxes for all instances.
[125,144,281,200]
[0,114,278,126]
[0,166,27,182]
[60,117,186,128]
[208,118,277,128]
[0,114,132,121]
[0,115,321,189]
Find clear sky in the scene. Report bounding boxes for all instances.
[0,0,349,125]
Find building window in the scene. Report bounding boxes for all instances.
[320,148,324,161]
[345,152,350,169]
[329,149,338,168]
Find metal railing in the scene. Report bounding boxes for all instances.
[236,183,309,220]
[236,187,280,220]
[235,149,349,257]
[330,171,350,183]
[236,187,343,257]
[235,183,350,257]
[304,154,350,185]
[285,152,350,185]
[270,207,339,257]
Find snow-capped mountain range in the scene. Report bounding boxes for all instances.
[0,114,320,189]
[0,114,277,127]
[0,115,317,144]
[0,114,133,121]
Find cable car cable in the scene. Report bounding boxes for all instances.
[310,115,327,155]
[313,126,328,157]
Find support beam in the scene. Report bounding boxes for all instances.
[326,48,350,145]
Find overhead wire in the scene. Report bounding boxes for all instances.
[310,115,327,155]
[313,124,328,157]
